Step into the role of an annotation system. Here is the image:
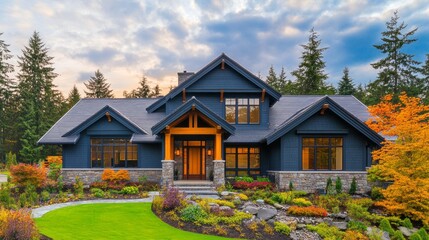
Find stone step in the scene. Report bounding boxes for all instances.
[182,190,219,196]
[174,186,215,190]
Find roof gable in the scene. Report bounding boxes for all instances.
[151,97,235,135]
[146,53,281,113]
[265,96,384,146]
[63,105,147,137]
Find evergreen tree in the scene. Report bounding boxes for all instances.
[266,65,278,89]
[354,83,368,103]
[16,32,58,162]
[266,66,294,94]
[84,70,113,98]
[337,67,356,95]
[67,85,81,108]
[0,33,15,162]
[369,11,421,104]
[150,84,161,98]
[421,54,429,103]
[292,28,334,95]
[123,75,151,98]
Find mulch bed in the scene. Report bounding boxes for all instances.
[153,208,290,240]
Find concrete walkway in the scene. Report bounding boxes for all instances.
[0,174,7,183]
[32,192,159,219]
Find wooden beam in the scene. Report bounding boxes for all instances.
[221,59,225,70]
[169,128,217,135]
[320,104,329,115]
[261,89,266,103]
[215,133,222,160]
[105,112,112,122]
[220,90,224,102]
[165,133,172,160]
[182,89,186,103]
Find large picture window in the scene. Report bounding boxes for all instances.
[91,138,138,168]
[225,98,260,124]
[302,137,343,170]
[225,147,260,176]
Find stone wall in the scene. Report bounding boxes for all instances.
[267,171,369,194]
[61,168,162,185]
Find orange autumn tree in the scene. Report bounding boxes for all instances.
[366,93,429,226]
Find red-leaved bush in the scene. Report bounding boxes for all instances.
[232,181,274,190]
[162,187,185,210]
[287,206,328,217]
[0,208,39,240]
[10,163,47,188]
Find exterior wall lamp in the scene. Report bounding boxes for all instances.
[207,148,212,156]
[175,148,181,156]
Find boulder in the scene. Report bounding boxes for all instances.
[243,206,259,215]
[398,226,413,237]
[273,203,285,209]
[331,222,348,231]
[256,199,265,204]
[366,227,390,240]
[220,191,230,196]
[257,208,277,220]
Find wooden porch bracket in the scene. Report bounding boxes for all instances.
[221,59,225,70]
[105,112,112,122]
[261,89,266,103]
[320,104,329,115]
[220,90,224,102]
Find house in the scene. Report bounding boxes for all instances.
[38,54,383,193]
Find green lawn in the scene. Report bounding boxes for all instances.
[35,203,233,240]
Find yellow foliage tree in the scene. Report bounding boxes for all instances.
[366,93,429,226]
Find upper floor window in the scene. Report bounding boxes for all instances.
[225,98,260,124]
[91,138,138,168]
[302,137,343,170]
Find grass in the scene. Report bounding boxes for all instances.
[35,202,233,240]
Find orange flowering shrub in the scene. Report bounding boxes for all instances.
[343,230,369,240]
[101,169,130,183]
[10,163,47,188]
[46,156,62,165]
[366,93,429,226]
[287,206,328,217]
[0,208,39,239]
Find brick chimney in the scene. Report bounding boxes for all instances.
[178,71,194,85]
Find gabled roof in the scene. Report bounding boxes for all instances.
[146,53,281,113]
[63,105,147,137]
[151,97,235,136]
[265,96,384,146]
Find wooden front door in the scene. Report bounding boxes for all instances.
[183,141,206,180]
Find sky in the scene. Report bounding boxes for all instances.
[1,0,428,97]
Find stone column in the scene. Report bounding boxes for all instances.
[213,160,225,186]
[161,160,175,187]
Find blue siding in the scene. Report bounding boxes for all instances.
[139,143,162,168]
[279,110,369,171]
[63,135,90,168]
[189,65,260,91]
[268,140,281,171]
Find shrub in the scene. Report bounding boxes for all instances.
[347,220,368,233]
[326,177,333,191]
[234,176,253,183]
[256,176,270,182]
[343,230,369,240]
[401,218,413,229]
[271,192,294,204]
[5,152,17,170]
[417,228,429,240]
[314,195,341,212]
[10,163,47,188]
[47,162,61,181]
[410,232,423,240]
[214,199,235,208]
[2,208,39,240]
[101,169,116,182]
[19,185,39,208]
[392,230,406,240]
[292,198,312,207]
[73,176,84,197]
[379,218,394,236]
[336,177,343,194]
[138,175,147,184]
[90,181,108,190]
[115,170,130,182]
[90,188,105,198]
[152,195,164,213]
[232,181,274,190]
[237,193,248,201]
[121,186,139,195]
[349,177,357,195]
[307,223,345,239]
[274,222,291,235]
[40,190,50,202]
[289,181,294,191]
[0,184,12,208]
[371,187,383,200]
[46,156,62,165]
[162,187,184,211]
[180,205,208,222]
[287,206,328,217]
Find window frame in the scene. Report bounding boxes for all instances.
[225,98,260,125]
[90,137,138,168]
[225,146,261,177]
[301,136,343,171]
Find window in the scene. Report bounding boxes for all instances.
[302,137,343,170]
[225,98,260,124]
[225,147,260,176]
[91,138,138,168]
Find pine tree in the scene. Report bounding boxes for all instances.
[337,67,356,95]
[67,85,81,108]
[150,84,161,98]
[354,84,368,103]
[292,28,334,95]
[0,33,15,162]
[17,32,58,162]
[84,70,114,98]
[421,54,429,103]
[266,65,278,89]
[123,75,151,98]
[369,11,421,104]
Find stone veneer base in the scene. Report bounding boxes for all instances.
[61,168,162,185]
[267,171,370,194]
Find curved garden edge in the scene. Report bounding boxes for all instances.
[31,192,158,218]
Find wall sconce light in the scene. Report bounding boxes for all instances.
[207,148,212,156]
[175,148,181,156]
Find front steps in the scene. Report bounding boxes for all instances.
[173,180,218,196]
